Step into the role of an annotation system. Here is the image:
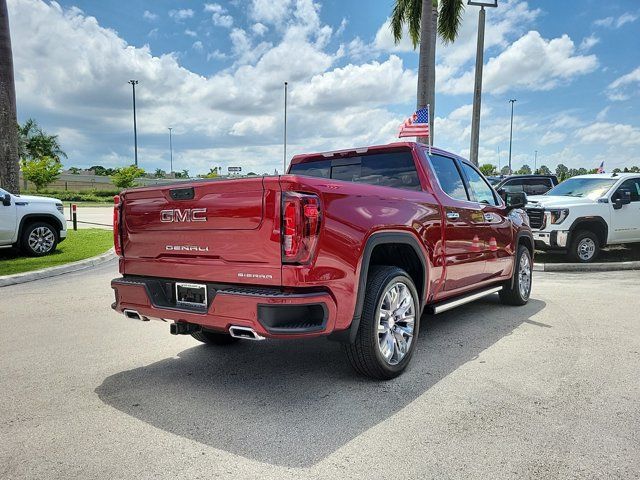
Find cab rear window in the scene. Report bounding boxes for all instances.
[288,152,421,191]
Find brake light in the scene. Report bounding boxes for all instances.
[282,192,321,264]
[113,195,122,256]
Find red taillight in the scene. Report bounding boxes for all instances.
[282,192,321,264]
[113,195,122,256]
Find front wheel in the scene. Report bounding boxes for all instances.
[568,230,600,263]
[345,266,420,380]
[500,245,532,306]
[21,222,58,256]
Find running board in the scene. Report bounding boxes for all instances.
[427,285,503,315]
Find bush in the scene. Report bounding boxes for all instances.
[111,165,145,189]
[21,156,63,191]
[22,189,120,202]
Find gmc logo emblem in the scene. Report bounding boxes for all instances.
[160,208,207,223]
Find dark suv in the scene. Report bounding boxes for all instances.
[496,175,559,196]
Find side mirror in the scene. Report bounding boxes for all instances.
[504,191,527,211]
[613,189,632,210]
[2,194,10,207]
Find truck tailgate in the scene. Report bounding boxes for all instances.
[120,177,282,285]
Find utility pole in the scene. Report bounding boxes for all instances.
[128,80,139,166]
[508,98,516,174]
[168,127,173,174]
[283,82,288,174]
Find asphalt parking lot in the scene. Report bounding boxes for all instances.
[1,261,638,479]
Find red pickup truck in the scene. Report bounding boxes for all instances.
[111,142,533,379]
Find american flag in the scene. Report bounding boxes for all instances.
[597,161,605,174]
[398,107,430,138]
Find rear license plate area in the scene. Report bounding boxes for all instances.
[175,282,208,308]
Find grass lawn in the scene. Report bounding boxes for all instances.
[0,229,113,276]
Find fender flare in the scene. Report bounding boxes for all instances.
[18,214,64,241]
[511,230,534,289]
[567,216,608,245]
[328,231,428,344]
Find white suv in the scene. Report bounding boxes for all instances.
[526,173,640,262]
[0,188,68,256]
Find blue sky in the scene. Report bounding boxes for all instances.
[8,0,640,175]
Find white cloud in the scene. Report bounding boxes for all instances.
[577,123,640,147]
[440,32,598,95]
[204,3,233,28]
[606,66,640,101]
[168,9,194,21]
[251,22,268,36]
[539,130,566,146]
[579,34,599,52]
[184,29,197,38]
[192,41,204,52]
[594,12,638,28]
[250,0,292,26]
[142,10,157,21]
[207,50,228,61]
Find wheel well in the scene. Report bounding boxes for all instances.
[572,220,607,246]
[369,243,425,304]
[518,234,534,258]
[19,215,62,239]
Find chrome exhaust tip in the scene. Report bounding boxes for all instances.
[229,326,265,341]
[123,309,146,321]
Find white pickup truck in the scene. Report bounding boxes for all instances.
[526,173,640,262]
[0,188,67,256]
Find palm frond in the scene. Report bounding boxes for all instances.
[438,0,465,44]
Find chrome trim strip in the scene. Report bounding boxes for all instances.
[433,286,503,314]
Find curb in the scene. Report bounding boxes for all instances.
[0,248,116,287]
[533,260,640,272]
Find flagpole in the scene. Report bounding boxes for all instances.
[428,104,432,155]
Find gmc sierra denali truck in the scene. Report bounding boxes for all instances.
[111,142,534,379]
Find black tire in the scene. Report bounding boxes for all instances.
[500,245,532,306]
[191,330,239,345]
[567,230,600,263]
[20,222,58,257]
[345,266,420,380]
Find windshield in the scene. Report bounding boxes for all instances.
[546,178,616,200]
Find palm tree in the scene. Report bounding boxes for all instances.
[0,0,19,193]
[18,119,67,162]
[391,0,465,145]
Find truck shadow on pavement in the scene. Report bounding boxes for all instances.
[96,296,546,468]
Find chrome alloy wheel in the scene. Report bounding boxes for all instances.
[577,238,596,261]
[518,252,532,300]
[28,226,55,254]
[377,281,416,366]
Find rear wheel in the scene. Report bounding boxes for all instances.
[568,230,600,263]
[191,330,238,345]
[345,266,420,380]
[21,222,58,256]
[500,245,532,306]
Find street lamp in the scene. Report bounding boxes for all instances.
[508,98,517,174]
[128,80,139,166]
[168,127,173,174]
[468,0,498,166]
[534,149,538,173]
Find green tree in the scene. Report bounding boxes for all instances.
[199,167,219,178]
[612,168,622,174]
[68,166,81,174]
[630,166,640,173]
[17,119,67,162]
[517,164,532,175]
[556,164,569,181]
[538,165,551,175]
[21,156,63,191]
[479,164,496,176]
[0,0,20,193]
[391,0,465,143]
[89,165,116,176]
[111,165,145,189]
[174,169,189,179]
[500,165,510,176]
[154,168,166,178]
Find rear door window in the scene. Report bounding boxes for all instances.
[289,152,421,191]
[428,154,470,201]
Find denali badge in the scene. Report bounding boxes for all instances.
[166,245,209,252]
[160,208,207,223]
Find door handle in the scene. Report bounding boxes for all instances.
[446,211,460,220]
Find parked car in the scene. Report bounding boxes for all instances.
[496,174,559,196]
[526,173,640,262]
[0,188,67,256]
[111,142,534,379]
[486,175,504,186]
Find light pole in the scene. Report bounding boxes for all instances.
[283,81,288,174]
[468,0,498,166]
[534,150,538,173]
[508,98,516,174]
[168,127,173,174]
[128,80,139,166]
